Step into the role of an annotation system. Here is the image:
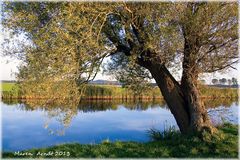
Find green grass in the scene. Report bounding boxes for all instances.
[200,85,238,98]
[2,123,238,158]
[0,82,162,99]
[1,82,20,98]
[0,82,238,99]
[1,82,18,92]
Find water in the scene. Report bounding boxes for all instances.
[1,99,239,152]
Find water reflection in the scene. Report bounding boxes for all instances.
[2,98,237,136]
[203,98,239,109]
[1,98,238,151]
[3,99,168,136]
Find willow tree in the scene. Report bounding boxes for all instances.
[2,2,238,134]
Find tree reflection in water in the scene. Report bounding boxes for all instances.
[203,98,238,109]
[2,98,237,136]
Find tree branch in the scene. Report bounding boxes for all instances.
[204,60,238,73]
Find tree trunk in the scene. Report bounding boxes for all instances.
[180,34,216,134]
[137,57,189,133]
[181,72,215,133]
[137,50,215,134]
[149,64,190,133]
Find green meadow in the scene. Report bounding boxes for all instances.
[1,82,238,100]
[3,123,238,158]
[1,82,18,92]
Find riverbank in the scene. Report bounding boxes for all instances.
[2,123,238,158]
[1,82,238,100]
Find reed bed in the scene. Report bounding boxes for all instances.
[1,82,238,100]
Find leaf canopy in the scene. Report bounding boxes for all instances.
[2,2,238,98]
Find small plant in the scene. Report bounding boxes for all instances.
[147,128,164,141]
[101,139,111,144]
[148,125,180,141]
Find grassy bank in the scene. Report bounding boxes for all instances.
[200,85,238,98]
[1,82,238,100]
[1,82,161,99]
[3,123,238,158]
[1,82,18,91]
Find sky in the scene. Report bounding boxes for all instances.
[0,56,115,81]
[0,55,239,84]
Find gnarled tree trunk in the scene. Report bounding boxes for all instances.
[149,64,190,133]
[137,49,215,134]
[180,37,216,133]
[181,71,215,133]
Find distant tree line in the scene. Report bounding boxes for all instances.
[212,78,238,86]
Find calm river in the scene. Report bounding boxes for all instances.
[1,99,239,151]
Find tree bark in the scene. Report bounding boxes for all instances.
[181,71,215,133]
[137,49,215,134]
[137,54,190,133]
[150,65,190,133]
[180,41,216,133]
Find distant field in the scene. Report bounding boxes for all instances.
[1,82,18,92]
[0,82,238,99]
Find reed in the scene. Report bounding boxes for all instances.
[1,82,238,100]
[199,85,238,99]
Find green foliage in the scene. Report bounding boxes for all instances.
[104,53,152,95]
[2,124,238,158]
[232,77,238,85]
[2,3,238,136]
[2,2,238,100]
[148,125,179,141]
[212,79,218,85]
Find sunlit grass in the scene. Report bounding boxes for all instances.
[2,123,238,158]
[1,82,17,92]
[0,82,238,99]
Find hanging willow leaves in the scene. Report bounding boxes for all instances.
[2,2,238,133]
